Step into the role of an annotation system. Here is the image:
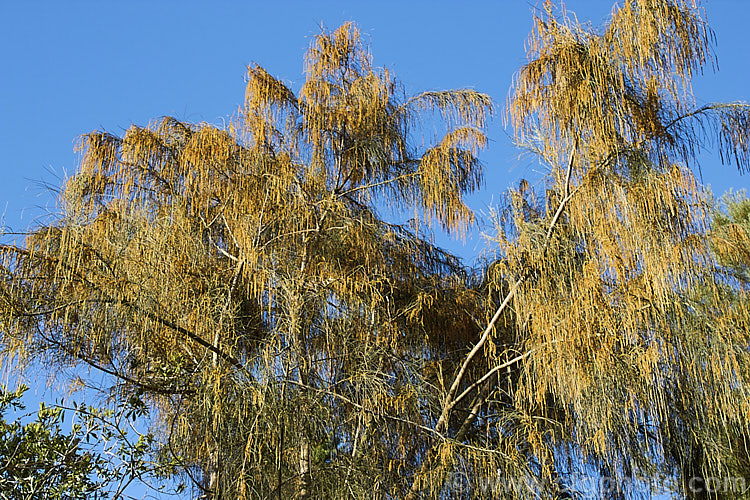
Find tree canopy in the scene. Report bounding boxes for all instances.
[2,1,750,499]
[0,384,166,499]
[0,385,103,500]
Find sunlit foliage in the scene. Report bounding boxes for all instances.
[1,22,492,499]
[2,2,750,499]
[461,0,750,497]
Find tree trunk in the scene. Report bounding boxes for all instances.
[208,330,221,499]
[296,319,311,499]
[298,437,311,499]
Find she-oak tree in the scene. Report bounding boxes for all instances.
[2,1,750,499]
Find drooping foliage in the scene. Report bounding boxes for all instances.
[1,2,750,499]
[406,1,750,498]
[465,0,750,497]
[1,22,493,499]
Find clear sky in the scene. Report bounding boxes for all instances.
[0,1,748,496]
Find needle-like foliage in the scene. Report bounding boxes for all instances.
[2,3,750,499]
[420,1,750,498]
[1,22,492,499]
[403,1,750,498]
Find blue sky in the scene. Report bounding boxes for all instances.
[0,1,748,496]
